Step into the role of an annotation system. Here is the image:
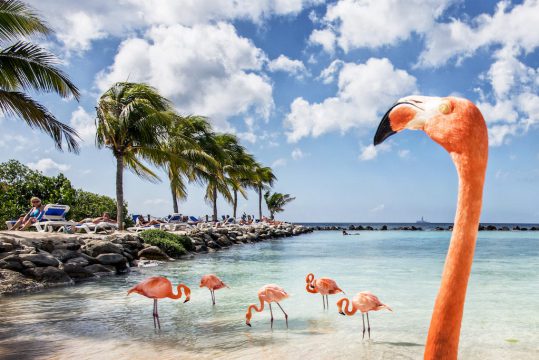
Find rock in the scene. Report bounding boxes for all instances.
[21,260,36,268]
[0,269,44,295]
[84,264,116,275]
[84,240,124,257]
[137,246,170,261]
[381,225,388,231]
[19,253,60,267]
[96,253,127,266]
[195,245,208,253]
[66,256,89,267]
[23,266,73,285]
[216,235,232,247]
[0,242,14,253]
[51,249,79,262]
[206,241,221,249]
[79,253,99,264]
[486,225,497,231]
[0,259,24,272]
[60,263,95,279]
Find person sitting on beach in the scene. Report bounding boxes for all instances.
[92,212,117,224]
[10,197,45,231]
[136,215,164,226]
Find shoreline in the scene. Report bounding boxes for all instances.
[0,223,312,296]
[310,224,539,231]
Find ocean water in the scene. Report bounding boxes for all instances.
[0,230,538,359]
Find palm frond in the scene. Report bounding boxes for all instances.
[0,0,50,42]
[0,90,79,152]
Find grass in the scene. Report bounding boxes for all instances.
[139,229,194,258]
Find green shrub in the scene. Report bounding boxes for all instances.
[139,229,191,257]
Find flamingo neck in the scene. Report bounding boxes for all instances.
[248,297,265,317]
[425,151,487,360]
[339,298,357,316]
[169,284,189,300]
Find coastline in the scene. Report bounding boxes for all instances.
[0,223,312,296]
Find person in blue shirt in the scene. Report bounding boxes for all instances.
[10,197,45,231]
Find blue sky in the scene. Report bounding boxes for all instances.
[2,0,539,222]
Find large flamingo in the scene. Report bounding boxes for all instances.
[337,291,392,339]
[374,95,488,359]
[127,276,191,329]
[199,274,228,305]
[245,284,289,328]
[305,273,344,310]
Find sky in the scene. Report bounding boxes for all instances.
[2,0,539,223]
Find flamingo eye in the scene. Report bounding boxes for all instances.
[439,101,452,115]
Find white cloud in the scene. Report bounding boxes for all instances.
[143,198,168,205]
[358,143,390,161]
[268,55,307,78]
[272,158,287,168]
[284,58,417,142]
[311,0,453,53]
[369,204,385,213]
[398,149,410,158]
[0,134,30,152]
[69,106,96,145]
[237,132,257,144]
[27,158,70,174]
[318,59,343,84]
[26,0,323,53]
[291,148,304,160]
[96,23,273,130]
[488,124,519,147]
[419,1,539,68]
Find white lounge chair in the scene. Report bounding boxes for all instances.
[33,204,76,232]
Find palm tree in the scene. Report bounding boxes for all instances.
[96,82,172,229]
[264,191,296,220]
[163,114,216,214]
[253,165,276,220]
[227,147,257,219]
[0,0,80,151]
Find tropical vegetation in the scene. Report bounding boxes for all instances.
[264,191,296,220]
[138,229,194,257]
[0,160,126,229]
[0,0,80,152]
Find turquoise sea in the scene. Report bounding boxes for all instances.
[0,229,538,359]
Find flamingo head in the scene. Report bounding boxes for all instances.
[374,96,488,156]
[245,311,252,327]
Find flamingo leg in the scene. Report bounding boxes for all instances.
[326,295,329,310]
[153,299,161,329]
[321,294,325,310]
[211,289,215,305]
[269,303,274,329]
[362,313,366,339]
[152,299,157,328]
[366,312,371,339]
[276,302,289,329]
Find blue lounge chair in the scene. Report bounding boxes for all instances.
[33,204,75,232]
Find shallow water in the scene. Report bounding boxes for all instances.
[0,231,538,359]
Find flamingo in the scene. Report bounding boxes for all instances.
[305,273,344,310]
[127,276,191,329]
[337,291,392,339]
[374,95,488,359]
[199,274,229,305]
[245,284,289,328]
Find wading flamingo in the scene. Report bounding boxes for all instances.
[305,273,344,310]
[374,96,488,359]
[337,291,392,339]
[127,276,191,329]
[199,274,229,305]
[245,284,289,328]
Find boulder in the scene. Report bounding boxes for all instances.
[195,245,208,253]
[0,269,44,295]
[51,249,79,262]
[381,225,388,231]
[96,253,127,266]
[60,263,95,280]
[84,264,116,275]
[84,240,123,257]
[79,253,99,264]
[0,258,24,272]
[206,241,221,249]
[0,242,14,253]
[216,235,232,247]
[486,225,497,231]
[23,266,73,285]
[66,256,90,267]
[137,246,170,261]
[19,253,60,267]
[21,260,36,268]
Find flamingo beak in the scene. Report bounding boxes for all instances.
[374,96,430,145]
[339,311,346,316]
[246,321,251,327]
[184,297,190,303]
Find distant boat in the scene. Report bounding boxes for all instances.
[416,216,430,224]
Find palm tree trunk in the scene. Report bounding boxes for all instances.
[212,184,218,222]
[115,153,124,230]
[258,186,262,220]
[233,189,238,219]
[171,183,178,214]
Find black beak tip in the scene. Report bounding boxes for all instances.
[184,299,190,303]
[373,114,396,146]
[339,311,346,316]
[246,323,251,327]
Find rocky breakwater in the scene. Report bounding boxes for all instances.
[0,232,145,295]
[186,223,312,252]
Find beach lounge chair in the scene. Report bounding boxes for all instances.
[159,213,192,231]
[33,204,76,232]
